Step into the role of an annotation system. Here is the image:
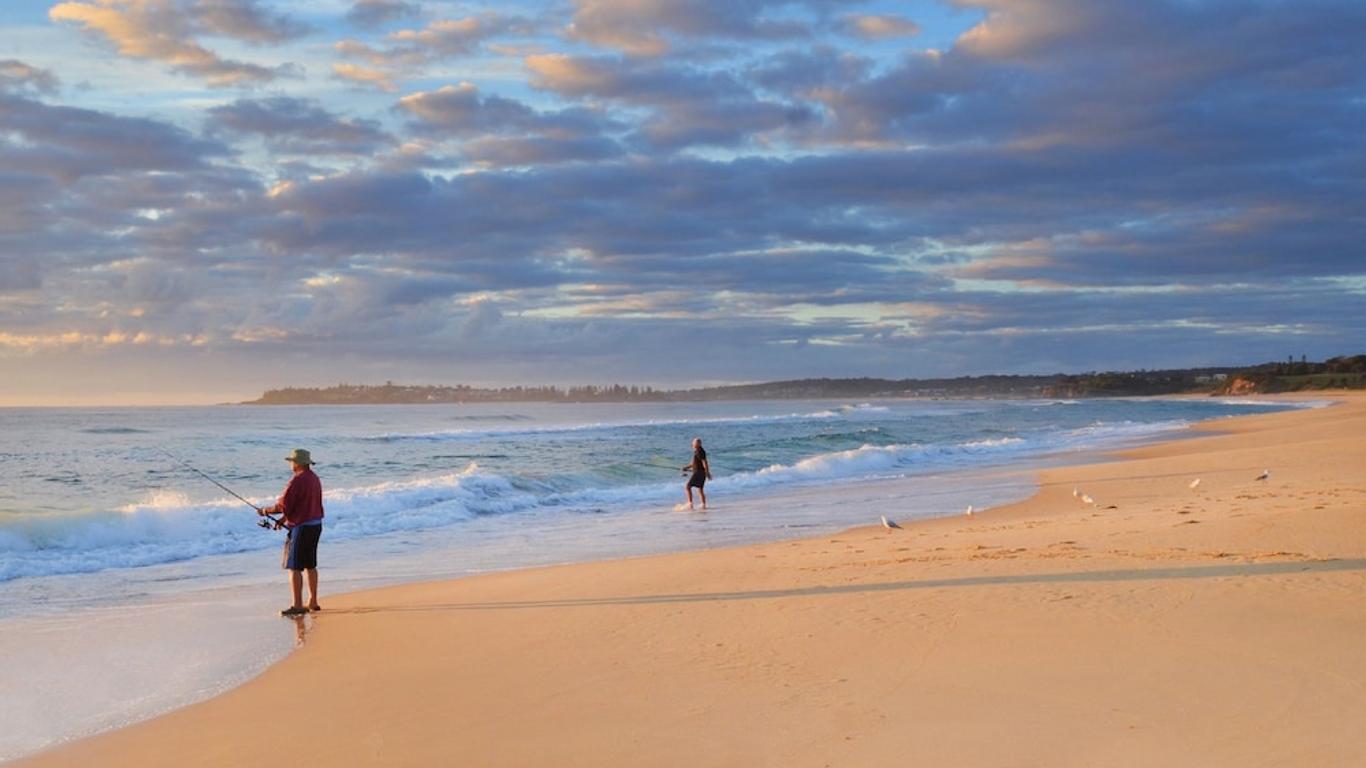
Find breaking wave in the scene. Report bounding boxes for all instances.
[0,416,1193,582]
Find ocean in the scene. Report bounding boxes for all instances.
[0,397,1311,760]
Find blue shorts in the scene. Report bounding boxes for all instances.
[283,523,322,570]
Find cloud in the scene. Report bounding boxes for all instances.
[332,12,538,90]
[49,0,305,86]
[527,54,813,149]
[839,14,920,40]
[0,60,60,94]
[952,0,1093,59]
[0,91,228,182]
[192,0,309,43]
[0,85,250,332]
[396,82,623,165]
[331,61,398,92]
[208,96,393,155]
[9,0,1366,399]
[564,0,819,56]
[748,44,871,95]
[193,136,1361,362]
[397,83,541,133]
[224,154,915,290]
[0,329,208,353]
[346,0,421,29]
[746,0,1366,158]
[388,13,538,56]
[456,135,624,167]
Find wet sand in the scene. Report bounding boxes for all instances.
[17,393,1366,767]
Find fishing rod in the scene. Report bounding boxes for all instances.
[155,447,282,530]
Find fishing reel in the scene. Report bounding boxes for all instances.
[257,518,273,529]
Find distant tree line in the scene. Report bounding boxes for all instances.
[1216,355,1366,394]
[251,381,666,404]
[246,356,1362,405]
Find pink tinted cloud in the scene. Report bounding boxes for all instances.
[50,0,303,86]
[841,14,921,40]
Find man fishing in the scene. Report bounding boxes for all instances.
[258,449,325,617]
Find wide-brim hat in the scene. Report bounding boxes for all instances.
[285,448,314,466]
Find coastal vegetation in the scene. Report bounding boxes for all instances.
[1216,355,1366,395]
[244,356,1363,404]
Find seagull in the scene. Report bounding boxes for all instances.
[1080,493,1096,505]
[880,515,902,531]
[1189,478,1202,490]
[965,504,975,516]
[1255,469,1271,482]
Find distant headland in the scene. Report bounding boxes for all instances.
[243,356,1364,405]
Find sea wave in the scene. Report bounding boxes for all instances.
[1058,419,1192,442]
[733,438,1026,488]
[0,465,537,582]
[0,415,1198,582]
[533,435,1037,509]
[360,408,848,443]
[1213,398,1326,409]
[80,427,154,434]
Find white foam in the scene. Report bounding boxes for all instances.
[1058,419,1191,442]
[1214,398,1327,409]
[0,417,1200,582]
[362,407,845,443]
[0,465,537,582]
[118,490,193,514]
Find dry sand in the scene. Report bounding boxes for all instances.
[18,394,1366,767]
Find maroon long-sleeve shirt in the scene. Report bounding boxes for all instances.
[276,467,325,527]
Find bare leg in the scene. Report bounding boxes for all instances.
[289,569,304,609]
[685,485,695,509]
[306,568,320,610]
[699,487,707,509]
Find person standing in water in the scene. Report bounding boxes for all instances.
[683,437,712,510]
[258,448,324,616]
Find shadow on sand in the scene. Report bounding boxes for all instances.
[326,558,1366,616]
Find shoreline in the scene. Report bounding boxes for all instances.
[15,392,1365,767]
[1,397,1261,763]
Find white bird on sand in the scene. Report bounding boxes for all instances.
[880,515,902,531]
[1255,469,1271,481]
[1189,478,1202,490]
[1072,487,1080,498]
[965,504,975,516]
[1080,493,1096,505]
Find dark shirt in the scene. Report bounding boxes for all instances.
[691,447,708,475]
[278,467,325,528]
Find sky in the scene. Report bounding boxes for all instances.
[0,0,1362,405]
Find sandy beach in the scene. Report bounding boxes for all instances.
[16,394,1366,767]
